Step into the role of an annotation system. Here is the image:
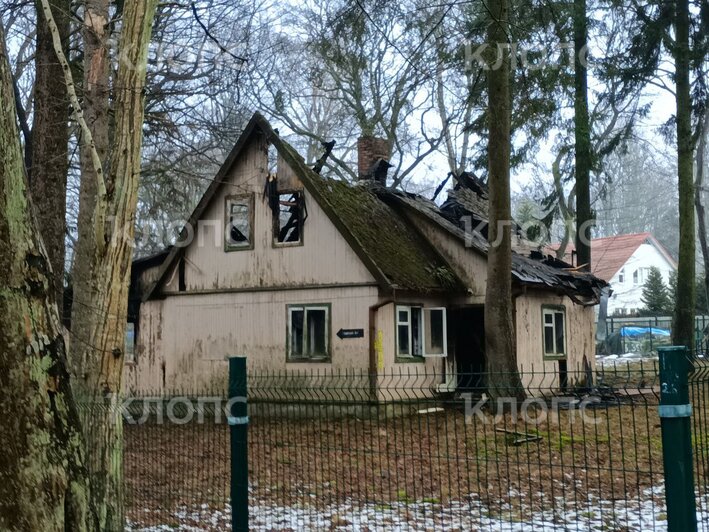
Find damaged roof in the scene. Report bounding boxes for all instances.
[272,127,464,293]
[144,112,605,303]
[379,188,607,304]
[145,112,464,298]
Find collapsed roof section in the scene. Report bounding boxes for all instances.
[378,186,607,305]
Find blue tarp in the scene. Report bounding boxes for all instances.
[619,326,671,337]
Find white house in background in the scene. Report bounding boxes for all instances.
[548,233,677,316]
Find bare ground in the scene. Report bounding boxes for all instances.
[123,391,699,529]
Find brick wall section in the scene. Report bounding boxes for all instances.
[357,136,391,179]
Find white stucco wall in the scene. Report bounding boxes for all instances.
[607,243,676,315]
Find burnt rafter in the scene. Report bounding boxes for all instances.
[262,173,279,215]
[277,192,307,243]
[313,139,336,175]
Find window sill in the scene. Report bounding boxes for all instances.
[224,243,254,252]
[395,356,426,364]
[273,240,303,249]
[287,356,331,363]
[543,354,567,361]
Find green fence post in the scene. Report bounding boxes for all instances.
[228,356,248,531]
[658,346,697,532]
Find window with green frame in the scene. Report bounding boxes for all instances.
[287,304,330,361]
[542,306,566,359]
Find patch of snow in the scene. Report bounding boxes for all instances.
[126,486,709,531]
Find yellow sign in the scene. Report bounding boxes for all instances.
[375,330,384,370]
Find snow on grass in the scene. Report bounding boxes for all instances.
[126,486,709,531]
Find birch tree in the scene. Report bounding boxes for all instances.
[41,0,159,527]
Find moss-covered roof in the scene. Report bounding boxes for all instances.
[272,128,463,293]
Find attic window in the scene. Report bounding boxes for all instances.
[274,191,303,245]
[225,194,253,251]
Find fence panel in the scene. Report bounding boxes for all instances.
[97,361,705,531]
[691,357,709,532]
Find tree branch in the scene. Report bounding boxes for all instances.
[39,0,106,202]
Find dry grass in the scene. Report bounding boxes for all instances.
[123,392,690,528]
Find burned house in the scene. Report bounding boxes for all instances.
[125,112,606,393]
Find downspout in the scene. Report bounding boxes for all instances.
[369,297,395,402]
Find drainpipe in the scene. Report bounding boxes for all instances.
[369,298,395,402]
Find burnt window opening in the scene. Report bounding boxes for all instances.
[275,191,304,244]
[225,195,253,251]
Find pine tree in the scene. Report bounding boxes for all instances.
[668,270,678,303]
[641,267,670,315]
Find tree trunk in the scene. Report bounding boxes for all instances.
[551,148,576,261]
[30,0,71,321]
[61,0,158,528]
[484,0,525,402]
[71,0,110,375]
[0,25,94,531]
[695,114,708,317]
[672,0,696,349]
[573,0,592,272]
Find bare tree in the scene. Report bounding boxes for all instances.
[40,0,159,527]
[247,0,446,186]
[0,21,93,530]
[29,0,70,317]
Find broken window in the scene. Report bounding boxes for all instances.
[288,304,330,361]
[396,305,447,358]
[274,191,303,244]
[542,307,566,359]
[225,195,253,250]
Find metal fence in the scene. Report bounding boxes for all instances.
[604,315,709,355]
[89,357,709,531]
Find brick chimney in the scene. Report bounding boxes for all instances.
[357,136,391,184]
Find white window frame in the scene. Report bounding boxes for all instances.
[542,307,567,359]
[618,268,625,284]
[225,194,253,251]
[396,306,413,357]
[287,304,330,362]
[396,305,447,358]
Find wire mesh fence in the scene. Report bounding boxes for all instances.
[79,359,709,531]
[603,315,709,356]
